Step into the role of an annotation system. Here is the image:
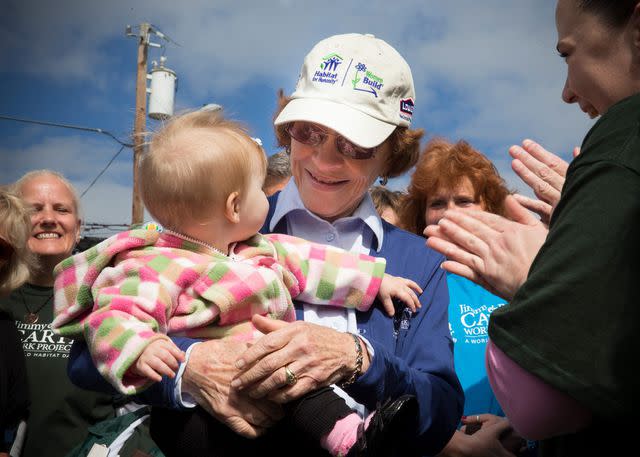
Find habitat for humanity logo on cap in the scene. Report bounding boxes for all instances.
[274,33,416,149]
[313,53,343,84]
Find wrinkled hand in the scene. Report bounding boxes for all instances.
[424,196,548,301]
[182,339,284,439]
[232,315,368,404]
[378,273,423,316]
[438,415,521,457]
[131,337,185,382]
[509,139,579,225]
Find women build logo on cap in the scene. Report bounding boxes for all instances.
[313,53,343,85]
[400,98,414,123]
[352,63,384,97]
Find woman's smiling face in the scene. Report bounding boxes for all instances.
[556,0,640,117]
[290,124,389,222]
[20,174,81,263]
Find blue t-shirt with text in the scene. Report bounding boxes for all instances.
[447,273,506,417]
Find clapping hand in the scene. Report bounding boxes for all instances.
[425,196,548,301]
[509,139,579,226]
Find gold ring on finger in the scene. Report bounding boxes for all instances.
[284,365,298,386]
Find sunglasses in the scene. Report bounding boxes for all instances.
[286,122,377,160]
[0,237,14,262]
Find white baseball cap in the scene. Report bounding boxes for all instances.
[274,33,416,149]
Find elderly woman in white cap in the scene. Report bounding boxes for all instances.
[70,33,463,457]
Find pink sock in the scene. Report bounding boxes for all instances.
[320,412,376,457]
[320,413,362,457]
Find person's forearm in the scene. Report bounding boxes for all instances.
[486,339,592,440]
[68,337,200,408]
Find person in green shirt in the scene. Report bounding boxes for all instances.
[0,171,117,457]
[425,0,640,455]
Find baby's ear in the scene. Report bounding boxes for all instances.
[224,191,241,224]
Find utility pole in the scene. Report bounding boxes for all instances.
[127,23,177,225]
[131,22,150,225]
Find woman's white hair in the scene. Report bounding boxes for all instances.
[13,169,82,218]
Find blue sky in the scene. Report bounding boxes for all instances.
[1,0,594,237]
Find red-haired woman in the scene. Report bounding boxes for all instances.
[399,138,528,457]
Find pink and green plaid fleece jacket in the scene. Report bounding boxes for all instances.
[52,229,386,394]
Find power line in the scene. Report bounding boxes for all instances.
[0,114,134,148]
[80,144,126,198]
[149,23,182,47]
[0,114,133,204]
[83,223,130,233]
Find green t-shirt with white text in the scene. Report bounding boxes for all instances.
[0,283,116,457]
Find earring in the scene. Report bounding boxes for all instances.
[379,176,388,186]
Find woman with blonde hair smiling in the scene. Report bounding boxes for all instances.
[0,171,117,457]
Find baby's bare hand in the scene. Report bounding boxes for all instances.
[378,274,423,316]
[132,338,185,383]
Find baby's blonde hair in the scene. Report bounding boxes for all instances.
[141,110,267,231]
